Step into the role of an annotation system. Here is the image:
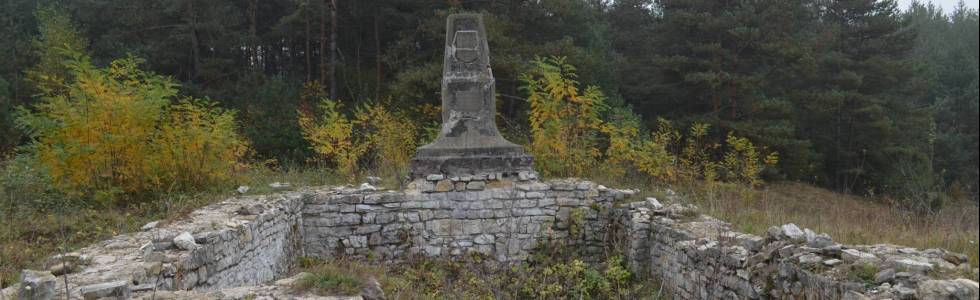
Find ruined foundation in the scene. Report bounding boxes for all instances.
[3,178,977,300]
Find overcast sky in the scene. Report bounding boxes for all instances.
[897,0,980,12]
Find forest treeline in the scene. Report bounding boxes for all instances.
[1,0,977,205]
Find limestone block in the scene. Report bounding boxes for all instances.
[841,249,878,263]
[79,281,130,300]
[18,270,56,300]
[466,181,485,190]
[889,258,935,273]
[780,224,805,241]
[525,192,545,199]
[173,232,199,251]
[917,279,979,300]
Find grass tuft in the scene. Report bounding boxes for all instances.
[295,262,364,296]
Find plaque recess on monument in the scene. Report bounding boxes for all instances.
[410,13,534,178]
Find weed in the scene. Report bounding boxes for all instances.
[295,224,660,300]
[295,261,363,296]
[847,263,878,285]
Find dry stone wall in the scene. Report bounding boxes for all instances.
[617,199,979,300]
[2,192,307,299]
[2,179,631,299]
[173,193,304,290]
[3,179,977,300]
[302,177,628,263]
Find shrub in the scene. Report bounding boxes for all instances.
[298,99,417,180]
[154,99,250,192]
[1,154,63,213]
[631,118,683,182]
[521,56,777,186]
[521,56,605,177]
[353,103,418,178]
[298,99,365,177]
[15,53,248,203]
[721,133,779,186]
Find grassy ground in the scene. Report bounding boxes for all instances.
[661,181,979,268]
[0,166,346,288]
[293,250,663,299]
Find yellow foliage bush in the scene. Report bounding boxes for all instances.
[298,99,365,177]
[521,56,605,177]
[298,99,416,180]
[155,100,249,191]
[521,56,777,185]
[721,133,779,186]
[631,118,683,181]
[600,121,640,177]
[679,122,720,183]
[354,103,418,177]
[16,53,248,202]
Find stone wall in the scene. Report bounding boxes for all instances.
[617,199,979,300]
[301,177,629,263]
[4,179,977,300]
[2,192,307,299]
[2,179,633,299]
[173,193,304,290]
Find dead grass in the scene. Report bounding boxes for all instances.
[676,181,979,268]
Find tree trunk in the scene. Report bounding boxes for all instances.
[305,0,311,82]
[320,0,327,86]
[187,0,201,79]
[329,0,338,100]
[248,0,259,69]
[375,15,381,101]
[10,17,18,102]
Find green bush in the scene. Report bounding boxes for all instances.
[1,154,63,213]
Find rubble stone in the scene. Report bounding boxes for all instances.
[79,281,130,300]
[18,270,56,300]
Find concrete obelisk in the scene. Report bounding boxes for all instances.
[410,13,534,178]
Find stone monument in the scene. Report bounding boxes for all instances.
[410,13,534,178]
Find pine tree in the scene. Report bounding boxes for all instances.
[801,0,932,198]
[644,0,814,179]
[906,1,980,200]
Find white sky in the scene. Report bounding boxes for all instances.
[898,0,980,12]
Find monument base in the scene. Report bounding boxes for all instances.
[410,147,534,178]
